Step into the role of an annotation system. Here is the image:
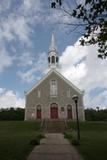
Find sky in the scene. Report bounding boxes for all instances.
[0,0,107,109]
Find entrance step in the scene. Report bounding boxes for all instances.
[42,119,68,133]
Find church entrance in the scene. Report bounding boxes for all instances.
[50,103,58,119]
[67,105,72,119]
[36,105,41,119]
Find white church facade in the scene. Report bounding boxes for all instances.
[25,34,85,121]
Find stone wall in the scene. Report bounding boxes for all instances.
[25,71,85,121]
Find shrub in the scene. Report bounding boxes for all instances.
[29,139,40,145]
[64,132,72,139]
[36,133,45,139]
[29,133,44,146]
[71,138,80,145]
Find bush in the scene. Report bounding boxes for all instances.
[64,131,80,145]
[64,132,72,139]
[0,108,24,120]
[29,139,40,145]
[36,133,45,139]
[85,108,107,121]
[29,133,45,146]
[71,138,80,145]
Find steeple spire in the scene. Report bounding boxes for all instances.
[49,33,56,51]
[48,33,59,69]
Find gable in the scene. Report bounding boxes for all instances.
[26,69,83,95]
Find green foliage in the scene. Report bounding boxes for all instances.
[29,133,44,145]
[71,138,80,145]
[29,139,40,145]
[85,108,107,121]
[64,132,72,139]
[51,0,62,8]
[0,108,24,120]
[64,132,80,145]
[0,121,43,160]
[73,0,107,59]
[51,0,107,59]
[36,132,45,139]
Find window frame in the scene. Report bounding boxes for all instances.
[50,79,58,97]
[37,90,41,98]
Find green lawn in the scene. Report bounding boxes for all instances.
[66,121,107,160]
[0,121,43,160]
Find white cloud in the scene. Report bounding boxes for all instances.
[0,88,6,94]
[0,0,11,13]
[0,88,25,108]
[15,0,44,26]
[85,90,107,109]
[0,16,32,44]
[60,39,107,108]
[46,8,76,30]
[22,0,42,13]
[18,52,47,83]
[0,48,13,73]
[17,52,34,67]
[0,0,45,75]
[18,70,35,83]
[0,0,44,50]
[0,0,39,74]
[60,44,88,85]
[12,17,31,43]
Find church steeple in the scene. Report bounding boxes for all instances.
[48,33,59,69]
[49,33,56,51]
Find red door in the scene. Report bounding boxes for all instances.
[37,109,41,119]
[51,107,58,119]
[50,103,58,119]
[67,105,72,119]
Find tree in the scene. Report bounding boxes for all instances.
[85,108,107,121]
[51,0,107,59]
[0,108,24,120]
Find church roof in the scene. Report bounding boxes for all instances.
[26,69,84,95]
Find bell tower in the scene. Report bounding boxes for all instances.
[48,33,59,69]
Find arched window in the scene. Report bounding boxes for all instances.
[52,56,55,63]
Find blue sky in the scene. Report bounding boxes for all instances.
[0,0,107,109]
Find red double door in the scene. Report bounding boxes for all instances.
[50,103,58,119]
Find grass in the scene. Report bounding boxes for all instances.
[65,121,107,160]
[0,121,44,160]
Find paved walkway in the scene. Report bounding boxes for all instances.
[27,133,83,160]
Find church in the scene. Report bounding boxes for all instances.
[25,34,85,121]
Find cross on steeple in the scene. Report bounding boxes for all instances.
[48,33,59,69]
